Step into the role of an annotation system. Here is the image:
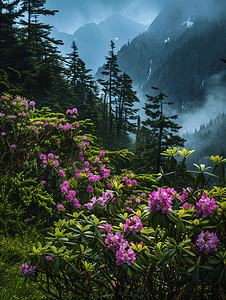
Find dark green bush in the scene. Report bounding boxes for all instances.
[0,172,55,236]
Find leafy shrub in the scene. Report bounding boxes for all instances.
[0,172,55,236]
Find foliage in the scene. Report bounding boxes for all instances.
[133,88,185,174]
[18,119,226,300]
[0,171,54,237]
[0,234,46,299]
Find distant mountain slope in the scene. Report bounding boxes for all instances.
[117,0,226,112]
[50,15,147,73]
[98,15,147,42]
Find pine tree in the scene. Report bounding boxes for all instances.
[135,87,185,173]
[98,40,121,148]
[116,72,140,150]
[0,0,25,93]
[65,40,79,95]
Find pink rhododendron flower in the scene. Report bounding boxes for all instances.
[10,115,15,119]
[21,100,28,106]
[107,183,113,188]
[124,215,143,234]
[84,161,89,167]
[82,136,87,140]
[30,101,35,108]
[98,223,112,233]
[100,151,105,156]
[54,160,59,167]
[105,232,125,252]
[40,180,46,184]
[148,188,177,215]
[182,202,194,209]
[177,187,193,200]
[196,192,217,218]
[1,132,6,136]
[58,170,65,177]
[48,153,54,159]
[66,194,73,202]
[85,197,96,209]
[95,158,100,163]
[87,185,93,193]
[73,199,81,209]
[45,256,54,262]
[196,231,219,254]
[20,263,36,275]
[123,177,128,181]
[11,144,16,148]
[56,204,64,213]
[40,154,46,160]
[116,242,136,266]
[131,180,137,186]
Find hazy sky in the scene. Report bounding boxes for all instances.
[43,0,166,34]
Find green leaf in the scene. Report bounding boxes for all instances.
[152,212,160,230]
[182,249,196,257]
[177,219,185,239]
[54,258,60,273]
[94,227,103,240]
[187,266,196,273]
[210,263,224,279]
[192,267,199,284]
[184,257,196,266]
[204,172,221,179]
[199,265,213,271]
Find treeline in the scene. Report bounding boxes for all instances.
[0,0,186,173]
[0,0,142,151]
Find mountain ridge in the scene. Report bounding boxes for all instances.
[50,15,148,73]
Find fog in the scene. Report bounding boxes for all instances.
[43,0,165,34]
[178,71,226,135]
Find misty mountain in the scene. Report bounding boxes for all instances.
[50,15,147,73]
[116,0,226,113]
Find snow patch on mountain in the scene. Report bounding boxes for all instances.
[164,37,170,43]
[182,16,194,28]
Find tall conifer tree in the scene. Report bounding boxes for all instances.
[134,87,185,173]
[98,40,121,148]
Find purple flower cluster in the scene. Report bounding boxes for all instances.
[105,232,124,252]
[85,190,115,209]
[39,152,59,169]
[20,263,36,275]
[124,215,143,234]
[196,231,219,254]
[148,188,177,215]
[56,204,64,213]
[105,232,136,265]
[177,187,193,200]
[122,176,137,186]
[182,202,194,210]
[196,192,217,218]
[116,241,136,266]
[98,223,112,233]
[45,256,54,262]
[60,182,81,209]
